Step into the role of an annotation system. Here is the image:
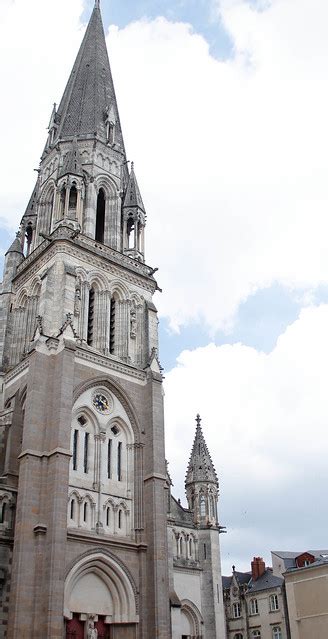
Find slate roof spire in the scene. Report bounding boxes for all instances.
[185,414,218,487]
[55,2,126,150]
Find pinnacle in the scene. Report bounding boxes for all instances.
[185,414,218,487]
[123,163,146,212]
[5,232,24,256]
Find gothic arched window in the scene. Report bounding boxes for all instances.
[95,188,105,243]
[200,495,206,517]
[70,499,75,520]
[68,184,77,210]
[127,216,135,249]
[0,502,7,525]
[117,441,122,481]
[60,186,66,217]
[25,223,33,256]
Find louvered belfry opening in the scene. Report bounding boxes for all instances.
[95,189,105,243]
[109,297,116,354]
[87,288,95,345]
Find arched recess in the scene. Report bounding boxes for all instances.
[73,377,141,443]
[37,179,56,239]
[94,174,119,247]
[64,551,139,624]
[10,279,41,366]
[180,599,203,638]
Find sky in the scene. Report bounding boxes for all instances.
[1,0,328,574]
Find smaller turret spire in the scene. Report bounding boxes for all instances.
[123,163,146,213]
[185,415,219,526]
[185,414,218,487]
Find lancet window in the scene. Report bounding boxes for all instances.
[60,186,66,217]
[95,188,105,243]
[68,183,78,211]
[25,223,33,256]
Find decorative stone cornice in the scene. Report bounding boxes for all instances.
[4,359,29,385]
[14,229,158,293]
[75,347,146,382]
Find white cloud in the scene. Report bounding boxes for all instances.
[1,0,328,331]
[164,305,328,571]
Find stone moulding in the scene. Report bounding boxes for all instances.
[75,348,146,383]
[15,232,158,293]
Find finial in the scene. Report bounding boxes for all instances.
[232,565,236,573]
[196,414,201,426]
[95,0,100,7]
[131,161,134,171]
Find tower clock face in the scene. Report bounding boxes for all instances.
[92,392,111,414]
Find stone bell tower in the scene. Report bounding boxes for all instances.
[0,2,170,638]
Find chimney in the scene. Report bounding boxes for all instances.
[251,557,266,581]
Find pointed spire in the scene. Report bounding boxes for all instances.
[55,3,125,150]
[123,163,146,212]
[185,414,218,487]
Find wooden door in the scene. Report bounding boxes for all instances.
[96,616,110,639]
[66,614,85,639]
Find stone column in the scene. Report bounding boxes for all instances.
[84,180,96,238]
[142,371,170,638]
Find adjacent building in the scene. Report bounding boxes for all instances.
[223,558,289,639]
[272,549,328,639]
[283,557,328,639]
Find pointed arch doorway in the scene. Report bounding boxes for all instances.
[64,552,138,639]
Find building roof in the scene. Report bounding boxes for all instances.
[272,550,328,559]
[222,571,251,589]
[248,569,284,593]
[285,557,328,574]
[55,2,126,150]
[170,495,194,526]
[185,415,218,487]
[223,568,283,593]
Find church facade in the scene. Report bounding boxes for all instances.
[0,3,226,638]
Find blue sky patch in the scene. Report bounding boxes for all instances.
[83,0,234,59]
[159,282,328,371]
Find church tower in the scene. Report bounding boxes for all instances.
[0,3,170,638]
